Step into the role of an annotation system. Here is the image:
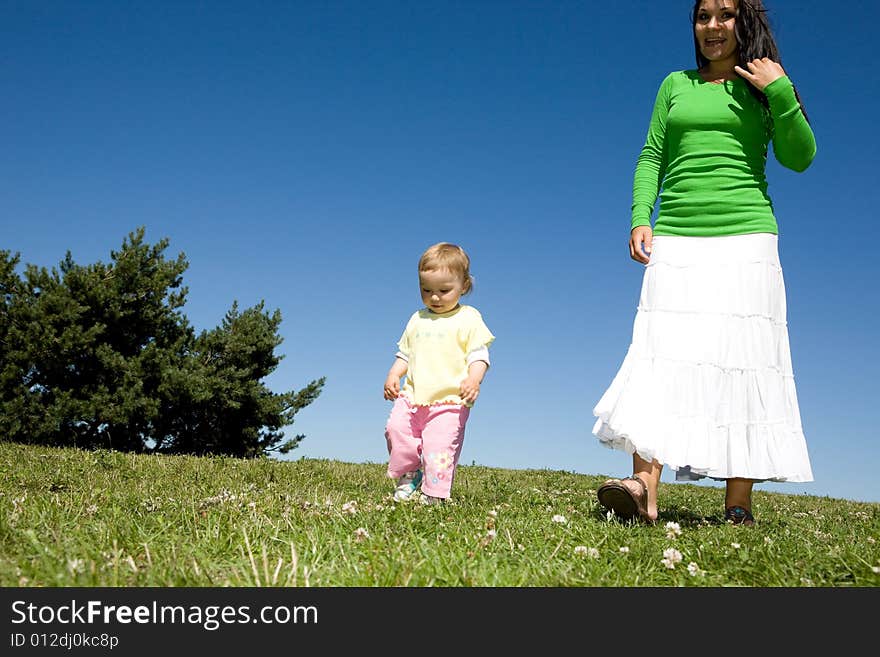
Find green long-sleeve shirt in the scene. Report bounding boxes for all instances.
[631,71,816,236]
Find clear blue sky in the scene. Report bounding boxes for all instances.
[3,1,877,503]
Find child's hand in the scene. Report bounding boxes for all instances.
[383,376,400,401]
[459,377,481,404]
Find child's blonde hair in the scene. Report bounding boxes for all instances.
[418,242,474,295]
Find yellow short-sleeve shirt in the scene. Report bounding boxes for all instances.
[397,304,495,407]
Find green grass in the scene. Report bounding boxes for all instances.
[1,442,877,587]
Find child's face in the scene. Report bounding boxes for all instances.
[419,268,465,314]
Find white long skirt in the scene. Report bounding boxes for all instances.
[592,233,813,482]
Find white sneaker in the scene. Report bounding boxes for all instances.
[393,470,423,502]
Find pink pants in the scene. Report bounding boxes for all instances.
[384,397,470,499]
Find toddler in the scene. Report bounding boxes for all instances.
[383,242,495,504]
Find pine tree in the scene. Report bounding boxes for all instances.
[0,228,324,457]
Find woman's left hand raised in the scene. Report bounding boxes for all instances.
[734,57,785,91]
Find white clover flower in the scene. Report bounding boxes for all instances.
[663,548,682,561]
[574,546,600,558]
[619,546,630,554]
[552,514,567,524]
[661,548,683,569]
[67,559,85,575]
[867,537,876,544]
[687,562,702,576]
[731,542,741,549]
[341,501,358,515]
[353,527,369,541]
[12,495,27,514]
[665,521,681,539]
[488,509,498,517]
[871,566,880,574]
[486,529,497,540]
[764,536,773,544]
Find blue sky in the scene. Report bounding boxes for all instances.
[3,1,877,503]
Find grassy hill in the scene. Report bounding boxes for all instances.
[1,442,877,586]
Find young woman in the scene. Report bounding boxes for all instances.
[592,0,816,525]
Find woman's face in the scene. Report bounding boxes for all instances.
[695,0,738,65]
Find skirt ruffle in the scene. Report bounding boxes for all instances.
[592,233,813,482]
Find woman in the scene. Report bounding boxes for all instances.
[592,0,815,525]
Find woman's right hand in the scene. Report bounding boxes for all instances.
[629,226,653,264]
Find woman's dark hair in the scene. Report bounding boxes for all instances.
[692,0,808,122]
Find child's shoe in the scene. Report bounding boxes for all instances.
[393,470,423,502]
[419,493,444,506]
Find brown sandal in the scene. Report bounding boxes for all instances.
[597,476,649,522]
